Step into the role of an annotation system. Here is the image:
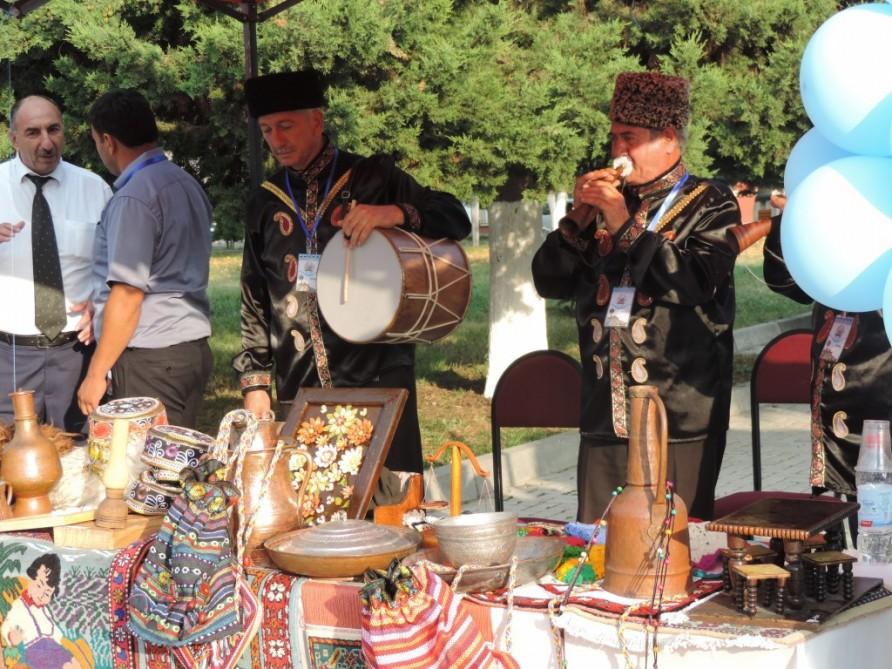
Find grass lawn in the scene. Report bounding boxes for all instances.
[198,239,807,457]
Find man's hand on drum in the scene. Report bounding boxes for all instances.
[574,169,630,235]
[334,204,404,248]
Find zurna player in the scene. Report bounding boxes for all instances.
[532,71,742,521]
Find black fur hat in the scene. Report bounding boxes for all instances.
[245,69,326,118]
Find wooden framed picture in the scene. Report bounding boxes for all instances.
[280,387,408,523]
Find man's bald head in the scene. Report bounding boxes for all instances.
[9,95,65,175]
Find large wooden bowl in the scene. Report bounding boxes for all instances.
[265,519,421,578]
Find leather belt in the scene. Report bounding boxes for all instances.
[0,330,79,348]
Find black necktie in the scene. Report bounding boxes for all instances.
[27,174,66,340]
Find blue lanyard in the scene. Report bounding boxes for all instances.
[646,172,689,232]
[115,153,167,190]
[284,149,340,241]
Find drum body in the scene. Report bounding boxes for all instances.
[317,229,471,344]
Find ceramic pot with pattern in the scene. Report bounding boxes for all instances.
[88,396,167,485]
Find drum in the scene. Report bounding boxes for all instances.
[88,397,167,484]
[317,229,471,344]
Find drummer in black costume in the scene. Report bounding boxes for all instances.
[234,69,470,474]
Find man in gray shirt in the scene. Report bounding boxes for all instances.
[77,89,212,428]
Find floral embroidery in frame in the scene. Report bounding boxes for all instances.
[288,404,374,526]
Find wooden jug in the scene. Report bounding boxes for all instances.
[602,385,692,598]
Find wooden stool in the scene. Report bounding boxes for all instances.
[801,551,856,601]
[731,563,791,616]
[721,543,777,592]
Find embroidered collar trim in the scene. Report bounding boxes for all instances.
[628,160,686,201]
[290,137,336,184]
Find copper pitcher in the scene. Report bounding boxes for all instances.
[0,391,63,517]
[602,385,691,598]
[230,418,305,553]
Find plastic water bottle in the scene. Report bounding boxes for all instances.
[856,420,892,562]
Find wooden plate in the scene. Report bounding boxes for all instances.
[264,519,421,578]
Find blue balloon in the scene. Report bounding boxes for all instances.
[784,128,853,195]
[782,156,892,311]
[800,4,892,156]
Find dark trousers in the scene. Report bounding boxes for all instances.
[371,365,423,474]
[111,338,212,429]
[0,338,93,434]
[576,431,727,522]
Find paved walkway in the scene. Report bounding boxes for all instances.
[496,384,811,521]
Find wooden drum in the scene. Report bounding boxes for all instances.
[317,229,471,344]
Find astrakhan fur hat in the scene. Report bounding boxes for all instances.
[609,71,690,130]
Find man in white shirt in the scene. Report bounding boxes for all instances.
[0,95,112,434]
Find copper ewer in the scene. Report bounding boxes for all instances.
[230,418,305,554]
[0,390,63,517]
[602,385,692,598]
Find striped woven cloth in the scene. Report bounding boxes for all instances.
[129,466,242,647]
[361,562,519,669]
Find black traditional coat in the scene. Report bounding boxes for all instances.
[764,216,892,496]
[532,162,740,442]
[233,141,470,470]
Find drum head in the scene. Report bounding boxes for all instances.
[317,230,402,343]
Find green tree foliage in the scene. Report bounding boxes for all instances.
[0,0,857,236]
[591,0,840,181]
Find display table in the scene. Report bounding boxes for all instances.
[484,577,892,669]
[0,534,889,669]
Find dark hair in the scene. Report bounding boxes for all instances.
[9,94,63,130]
[89,89,158,147]
[26,553,62,589]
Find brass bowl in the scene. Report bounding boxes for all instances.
[265,519,421,578]
[432,511,518,567]
[402,535,565,593]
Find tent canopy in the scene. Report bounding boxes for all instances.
[194,0,301,22]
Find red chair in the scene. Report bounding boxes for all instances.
[749,328,813,491]
[712,328,823,520]
[490,350,582,511]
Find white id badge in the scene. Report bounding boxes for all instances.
[296,253,321,292]
[605,287,636,328]
[820,315,853,362]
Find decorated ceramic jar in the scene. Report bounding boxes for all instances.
[88,397,167,483]
[125,474,176,516]
[141,424,214,479]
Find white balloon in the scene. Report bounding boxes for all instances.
[800,4,892,156]
[782,156,892,312]
[784,128,853,195]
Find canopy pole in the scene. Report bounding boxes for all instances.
[242,2,263,190]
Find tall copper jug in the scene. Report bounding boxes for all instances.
[602,385,691,598]
[231,418,304,553]
[0,390,63,517]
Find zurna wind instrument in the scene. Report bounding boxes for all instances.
[561,155,634,232]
